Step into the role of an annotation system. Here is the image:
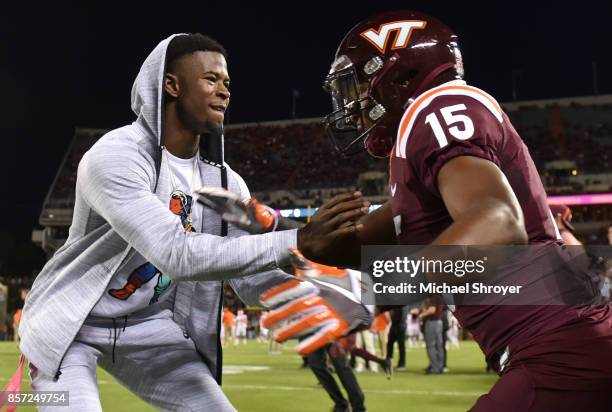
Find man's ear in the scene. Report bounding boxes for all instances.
[164,73,180,98]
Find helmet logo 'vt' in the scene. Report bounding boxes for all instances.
[360,20,427,54]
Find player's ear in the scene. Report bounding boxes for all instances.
[164,73,180,98]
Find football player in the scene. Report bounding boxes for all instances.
[210,10,612,411]
[550,204,582,245]
[235,309,248,345]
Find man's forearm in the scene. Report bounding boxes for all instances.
[277,216,305,230]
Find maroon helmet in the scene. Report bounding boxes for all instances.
[323,10,464,157]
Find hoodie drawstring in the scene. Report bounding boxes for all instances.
[111,315,128,363]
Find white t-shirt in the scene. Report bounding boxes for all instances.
[90,149,203,317]
[236,313,248,329]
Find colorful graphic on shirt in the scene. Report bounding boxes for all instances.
[108,189,194,302]
[150,273,172,304]
[169,189,194,232]
[108,263,160,300]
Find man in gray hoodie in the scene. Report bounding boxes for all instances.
[19,33,369,411]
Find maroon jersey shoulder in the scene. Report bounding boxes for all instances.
[389,83,558,244]
[393,87,505,195]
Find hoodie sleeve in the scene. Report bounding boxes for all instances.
[227,218,294,307]
[225,168,294,306]
[78,143,297,281]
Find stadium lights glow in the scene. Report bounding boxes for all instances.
[546,193,612,206]
[276,204,381,219]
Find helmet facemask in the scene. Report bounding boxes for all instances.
[323,55,388,157]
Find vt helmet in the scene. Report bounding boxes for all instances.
[323,10,464,157]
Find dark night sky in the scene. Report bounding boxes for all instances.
[2,1,612,244]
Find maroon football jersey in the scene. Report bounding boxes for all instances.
[388,80,597,367]
[389,80,558,244]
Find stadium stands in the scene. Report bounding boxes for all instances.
[34,95,612,252]
[225,118,387,192]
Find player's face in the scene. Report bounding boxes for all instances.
[353,81,374,131]
[172,51,230,133]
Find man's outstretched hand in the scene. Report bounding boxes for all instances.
[297,192,369,265]
[196,188,369,265]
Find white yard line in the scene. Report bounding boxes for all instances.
[223,384,481,397]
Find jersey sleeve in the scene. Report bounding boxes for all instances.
[402,93,505,195]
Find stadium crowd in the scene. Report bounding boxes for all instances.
[43,103,612,211]
[508,104,612,174]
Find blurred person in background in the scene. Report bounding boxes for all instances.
[307,334,366,412]
[11,289,28,342]
[550,204,582,245]
[354,328,378,373]
[406,308,422,348]
[371,309,390,358]
[385,306,408,370]
[222,307,236,347]
[447,311,461,350]
[441,305,450,372]
[419,296,445,374]
[12,309,22,342]
[258,311,269,343]
[235,308,248,345]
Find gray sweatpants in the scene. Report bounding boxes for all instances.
[29,307,235,412]
[424,319,444,373]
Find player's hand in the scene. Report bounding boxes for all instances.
[194,187,278,234]
[297,191,369,264]
[260,249,371,355]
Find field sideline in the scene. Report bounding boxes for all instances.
[1,340,497,411]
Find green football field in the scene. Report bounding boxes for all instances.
[1,340,497,411]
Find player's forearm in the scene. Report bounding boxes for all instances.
[407,201,528,287]
[431,200,528,246]
[277,216,305,230]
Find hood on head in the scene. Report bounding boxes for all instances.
[131,33,186,145]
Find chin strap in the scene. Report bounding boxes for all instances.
[403,62,456,110]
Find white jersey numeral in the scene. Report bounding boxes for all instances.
[424,104,475,148]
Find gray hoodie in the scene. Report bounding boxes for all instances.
[19,34,296,380]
